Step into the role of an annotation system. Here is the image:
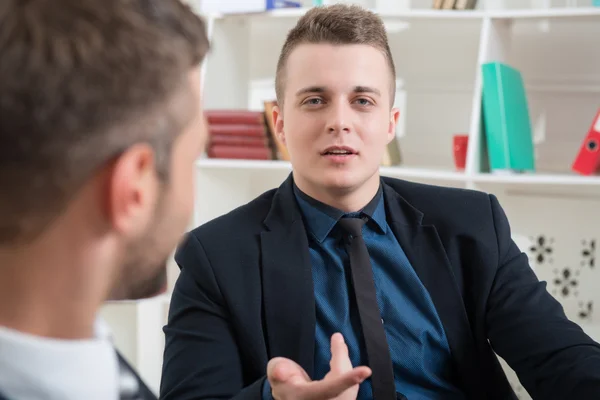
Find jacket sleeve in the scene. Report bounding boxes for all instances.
[160,232,266,400]
[485,194,600,399]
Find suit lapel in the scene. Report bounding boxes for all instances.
[260,174,315,376]
[382,182,485,399]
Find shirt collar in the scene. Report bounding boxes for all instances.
[0,316,120,400]
[293,182,387,243]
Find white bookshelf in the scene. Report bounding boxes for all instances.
[102,2,600,398]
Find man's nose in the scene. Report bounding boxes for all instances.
[325,101,351,134]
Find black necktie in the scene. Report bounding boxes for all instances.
[116,350,157,400]
[338,216,397,400]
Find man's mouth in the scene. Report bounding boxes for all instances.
[321,146,357,156]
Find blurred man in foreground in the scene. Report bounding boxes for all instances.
[0,0,209,398]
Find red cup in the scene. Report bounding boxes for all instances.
[453,134,469,170]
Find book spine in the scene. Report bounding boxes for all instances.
[209,124,266,137]
[442,0,456,9]
[433,0,444,9]
[208,145,272,160]
[210,134,269,147]
[206,111,265,125]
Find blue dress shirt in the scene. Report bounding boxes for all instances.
[263,183,465,399]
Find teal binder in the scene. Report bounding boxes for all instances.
[481,62,535,172]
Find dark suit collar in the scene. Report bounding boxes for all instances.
[292,182,386,243]
[380,177,424,226]
[263,173,302,231]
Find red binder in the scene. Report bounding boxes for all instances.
[572,109,600,176]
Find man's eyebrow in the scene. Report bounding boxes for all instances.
[353,86,381,96]
[295,86,327,96]
[294,85,381,96]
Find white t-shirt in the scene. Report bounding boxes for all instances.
[0,318,119,400]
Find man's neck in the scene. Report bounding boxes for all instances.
[0,237,109,340]
[293,172,381,213]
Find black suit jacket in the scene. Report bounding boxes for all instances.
[160,174,600,400]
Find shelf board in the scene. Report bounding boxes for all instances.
[197,158,292,171]
[472,173,600,189]
[473,172,600,186]
[196,158,466,182]
[491,7,600,20]
[208,7,486,21]
[207,7,600,22]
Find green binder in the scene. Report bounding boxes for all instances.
[481,62,535,172]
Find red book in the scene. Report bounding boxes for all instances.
[209,124,266,137]
[210,134,269,147]
[206,110,264,125]
[572,109,600,176]
[208,145,272,160]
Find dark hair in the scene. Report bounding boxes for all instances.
[275,4,396,106]
[0,0,210,245]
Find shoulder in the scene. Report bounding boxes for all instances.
[382,176,498,231]
[383,175,492,209]
[382,177,514,283]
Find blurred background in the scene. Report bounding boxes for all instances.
[101,1,600,398]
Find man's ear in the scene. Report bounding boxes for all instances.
[272,104,286,145]
[387,107,401,144]
[105,143,159,238]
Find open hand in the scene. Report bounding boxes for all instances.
[267,333,371,400]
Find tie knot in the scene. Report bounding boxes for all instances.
[338,216,366,238]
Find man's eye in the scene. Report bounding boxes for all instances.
[355,98,373,106]
[305,98,323,105]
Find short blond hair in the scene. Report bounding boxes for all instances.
[275,4,396,106]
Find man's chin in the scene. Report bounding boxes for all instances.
[142,280,169,299]
[320,171,362,191]
[136,268,169,300]
[110,263,169,301]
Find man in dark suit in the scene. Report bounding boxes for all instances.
[160,4,600,400]
[0,1,209,399]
